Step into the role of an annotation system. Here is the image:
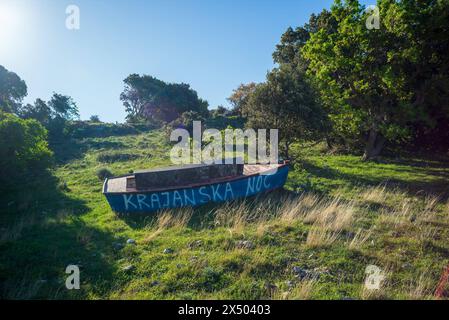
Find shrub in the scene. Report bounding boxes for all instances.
[96,168,113,180]
[89,115,101,122]
[0,112,53,191]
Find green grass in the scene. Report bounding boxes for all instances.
[1,129,449,299]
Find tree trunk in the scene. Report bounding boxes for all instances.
[325,135,333,150]
[362,129,385,161]
[284,141,290,160]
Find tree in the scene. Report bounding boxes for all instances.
[303,0,431,160]
[227,83,257,116]
[120,74,209,123]
[273,10,337,71]
[0,65,27,114]
[243,66,328,158]
[89,115,101,122]
[0,112,53,191]
[394,0,449,152]
[211,105,229,118]
[48,93,79,120]
[19,98,52,125]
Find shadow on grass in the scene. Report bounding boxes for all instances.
[51,138,127,165]
[0,172,118,299]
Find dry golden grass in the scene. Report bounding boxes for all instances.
[143,208,192,242]
[272,279,316,300]
[306,226,341,248]
[214,202,250,235]
[361,184,388,203]
[348,228,372,250]
[304,197,355,247]
[279,194,320,223]
[303,197,354,231]
[406,272,434,300]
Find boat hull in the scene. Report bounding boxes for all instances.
[104,165,289,213]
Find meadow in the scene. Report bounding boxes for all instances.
[1,127,449,299]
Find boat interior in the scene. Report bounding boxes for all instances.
[104,163,285,194]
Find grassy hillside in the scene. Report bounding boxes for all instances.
[1,129,449,299]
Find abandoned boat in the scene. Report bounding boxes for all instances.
[102,162,289,213]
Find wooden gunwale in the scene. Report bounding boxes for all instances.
[103,163,289,195]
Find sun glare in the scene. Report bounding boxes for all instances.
[0,3,22,47]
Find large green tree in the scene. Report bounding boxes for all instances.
[120,74,209,123]
[243,66,328,158]
[19,98,52,125]
[273,10,337,71]
[0,65,27,114]
[227,82,257,116]
[302,0,449,159]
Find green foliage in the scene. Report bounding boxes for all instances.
[0,112,53,191]
[96,168,113,180]
[89,115,101,123]
[0,65,27,114]
[120,74,209,123]
[19,99,52,125]
[18,93,80,143]
[48,93,79,121]
[205,115,245,131]
[210,105,229,118]
[301,0,449,158]
[243,65,329,157]
[227,83,257,116]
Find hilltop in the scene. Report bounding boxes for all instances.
[1,126,449,299]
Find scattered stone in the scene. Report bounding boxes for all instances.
[236,240,255,250]
[402,262,412,270]
[188,240,203,249]
[285,280,295,289]
[189,256,198,262]
[150,280,159,287]
[113,242,124,250]
[122,265,135,272]
[264,282,278,291]
[313,266,330,275]
[127,238,136,245]
[344,231,355,240]
[292,266,309,279]
[163,248,174,254]
[292,266,321,280]
[176,264,185,269]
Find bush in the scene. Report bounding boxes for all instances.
[96,168,113,180]
[0,112,53,191]
[89,115,101,123]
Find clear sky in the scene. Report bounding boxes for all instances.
[0,0,369,122]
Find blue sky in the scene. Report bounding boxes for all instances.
[0,0,369,122]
